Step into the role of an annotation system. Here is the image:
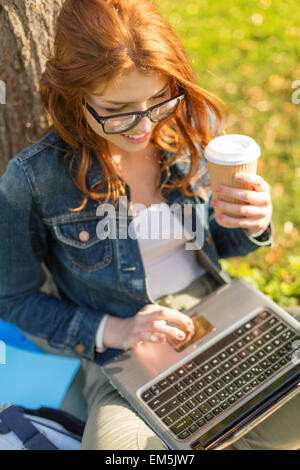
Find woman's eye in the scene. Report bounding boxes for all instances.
[154,92,168,100]
[104,107,123,113]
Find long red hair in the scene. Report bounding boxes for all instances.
[31,0,227,211]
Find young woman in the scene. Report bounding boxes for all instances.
[0,0,299,450]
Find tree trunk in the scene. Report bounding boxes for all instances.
[0,0,63,174]
[0,0,63,297]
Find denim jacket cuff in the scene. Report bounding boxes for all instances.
[243,222,274,248]
[64,307,104,361]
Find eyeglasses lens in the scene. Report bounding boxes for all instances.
[150,97,179,121]
[104,115,138,133]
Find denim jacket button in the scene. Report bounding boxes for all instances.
[206,234,213,245]
[79,230,90,242]
[75,344,85,354]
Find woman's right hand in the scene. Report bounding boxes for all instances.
[103,304,195,351]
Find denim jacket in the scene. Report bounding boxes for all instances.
[0,128,272,365]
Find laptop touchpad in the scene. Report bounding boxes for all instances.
[167,315,215,352]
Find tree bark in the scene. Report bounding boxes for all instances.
[0,0,63,297]
[0,0,63,174]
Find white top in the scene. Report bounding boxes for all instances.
[95,201,205,352]
[132,201,205,299]
[204,134,261,165]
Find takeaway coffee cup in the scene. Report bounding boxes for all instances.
[204,134,261,217]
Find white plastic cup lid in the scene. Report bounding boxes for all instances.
[204,134,261,165]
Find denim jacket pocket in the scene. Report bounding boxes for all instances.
[51,217,112,272]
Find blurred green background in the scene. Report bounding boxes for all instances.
[158,0,300,307]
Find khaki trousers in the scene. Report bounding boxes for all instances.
[80,274,300,450]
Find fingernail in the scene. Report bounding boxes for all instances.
[177,332,185,340]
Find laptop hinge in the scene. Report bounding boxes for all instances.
[196,249,230,285]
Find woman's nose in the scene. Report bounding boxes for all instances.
[132,115,153,134]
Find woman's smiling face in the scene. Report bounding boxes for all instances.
[83,68,170,154]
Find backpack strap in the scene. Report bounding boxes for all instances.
[0,405,58,450]
[23,407,85,438]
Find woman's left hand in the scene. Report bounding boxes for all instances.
[211,173,272,236]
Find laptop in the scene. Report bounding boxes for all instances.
[101,258,300,450]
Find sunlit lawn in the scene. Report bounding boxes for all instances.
[158,0,300,306]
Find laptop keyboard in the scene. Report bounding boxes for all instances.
[140,310,300,440]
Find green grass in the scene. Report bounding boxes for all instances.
[157,0,300,307]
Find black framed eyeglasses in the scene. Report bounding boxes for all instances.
[82,92,185,134]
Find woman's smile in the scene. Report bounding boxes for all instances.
[120,130,151,143]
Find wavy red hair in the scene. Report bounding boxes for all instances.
[30,0,228,211]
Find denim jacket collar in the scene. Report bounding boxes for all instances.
[85,148,173,194]
[84,146,208,208]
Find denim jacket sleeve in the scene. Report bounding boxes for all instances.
[0,157,102,362]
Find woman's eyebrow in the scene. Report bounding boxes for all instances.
[99,82,170,105]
